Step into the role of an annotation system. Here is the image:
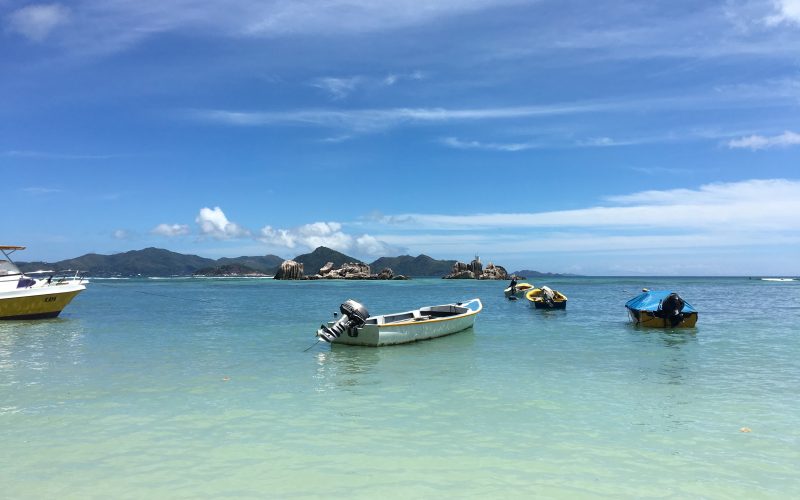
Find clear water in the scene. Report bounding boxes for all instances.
[1,277,798,498]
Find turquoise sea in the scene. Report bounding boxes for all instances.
[1,277,798,498]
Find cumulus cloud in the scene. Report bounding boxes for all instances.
[259,221,395,255]
[7,3,70,42]
[113,229,130,240]
[766,0,800,25]
[195,207,250,239]
[727,130,800,150]
[152,223,191,237]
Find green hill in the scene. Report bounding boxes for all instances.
[49,248,215,276]
[216,255,284,272]
[14,246,569,279]
[512,269,578,278]
[370,254,456,277]
[293,246,362,275]
[193,264,269,276]
[16,247,283,277]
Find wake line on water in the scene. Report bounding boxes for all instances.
[91,282,212,303]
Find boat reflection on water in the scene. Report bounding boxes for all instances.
[312,327,477,393]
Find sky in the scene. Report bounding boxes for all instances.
[2,0,799,275]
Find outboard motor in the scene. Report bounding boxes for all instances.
[316,300,370,342]
[540,286,555,307]
[658,293,685,327]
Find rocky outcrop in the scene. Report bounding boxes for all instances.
[481,262,508,280]
[318,261,335,276]
[324,262,372,280]
[274,260,304,280]
[447,270,476,279]
[292,261,409,280]
[444,257,482,279]
[469,257,482,275]
[443,256,508,280]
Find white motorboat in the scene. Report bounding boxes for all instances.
[316,298,482,346]
[0,245,87,320]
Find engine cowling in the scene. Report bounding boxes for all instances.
[659,293,685,327]
[316,300,370,342]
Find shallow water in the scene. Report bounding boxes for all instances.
[1,277,798,498]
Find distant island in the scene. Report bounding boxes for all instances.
[192,264,271,277]
[16,246,576,279]
[512,269,577,278]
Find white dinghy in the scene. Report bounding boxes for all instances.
[316,298,482,347]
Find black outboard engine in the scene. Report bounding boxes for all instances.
[316,300,370,342]
[658,293,685,327]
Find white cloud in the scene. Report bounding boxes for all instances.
[441,136,537,152]
[241,1,528,37]
[195,207,250,239]
[383,71,424,86]
[727,130,800,149]
[354,234,395,256]
[5,0,526,56]
[152,223,190,237]
[766,0,800,25]
[364,179,800,267]
[7,3,70,42]
[22,186,62,195]
[189,101,616,132]
[310,71,424,100]
[311,76,362,100]
[258,221,395,256]
[375,179,800,233]
[113,229,130,240]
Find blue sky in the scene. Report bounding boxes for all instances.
[2,0,799,275]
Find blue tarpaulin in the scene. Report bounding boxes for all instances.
[625,290,696,313]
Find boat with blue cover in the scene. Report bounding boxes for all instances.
[625,289,697,328]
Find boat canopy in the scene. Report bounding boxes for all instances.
[625,290,696,313]
[0,259,21,276]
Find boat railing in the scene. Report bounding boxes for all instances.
[27,269,89,285]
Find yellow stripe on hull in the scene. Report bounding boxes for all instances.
[627,309,698,328]
[0,288,84,320]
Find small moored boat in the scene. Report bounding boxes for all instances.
[625,290,697,328]
[504,282,535,299]
[525,286,567,309]
[316,298,482,346]
[1,246,87,320]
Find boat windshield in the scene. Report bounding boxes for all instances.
[0,259,21,276]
